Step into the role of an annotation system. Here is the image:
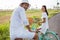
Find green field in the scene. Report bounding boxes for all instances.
[0,9,60,40]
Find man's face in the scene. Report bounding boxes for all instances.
[22,3,29,11]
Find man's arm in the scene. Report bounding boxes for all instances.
[19,9,32,32]
[26,25,32,32]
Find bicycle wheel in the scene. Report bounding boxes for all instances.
[44,31,60,40]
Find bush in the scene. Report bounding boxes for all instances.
[0,22,10,40]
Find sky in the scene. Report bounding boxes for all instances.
[0,0,60,9]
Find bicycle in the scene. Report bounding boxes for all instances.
[31,24,60,40]
[38,30,60,40]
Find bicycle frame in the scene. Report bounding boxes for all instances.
[38,30,60,40]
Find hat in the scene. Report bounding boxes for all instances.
[21,0,29,4]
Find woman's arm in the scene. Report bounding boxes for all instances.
[38,18,46,25]
[37,18,46,30]
[40,18,46,23]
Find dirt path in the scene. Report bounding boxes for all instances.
[48,13,60,37]
[0,16,10,24]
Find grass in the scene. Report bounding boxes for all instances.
[26,9,60,19]
[0,11,12,17]
[0,9,60,40]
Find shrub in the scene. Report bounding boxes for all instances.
[0,22,10,40]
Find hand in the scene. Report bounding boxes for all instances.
[37,22,42,25]
[35,30,40,33]
[29,29,35,32]
[36,29,43,34]
[37,28,41,31]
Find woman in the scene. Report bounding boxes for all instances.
[37,5,49,34]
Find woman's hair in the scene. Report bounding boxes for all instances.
[42,5,48,16]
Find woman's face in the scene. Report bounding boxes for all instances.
[41,7,45,12]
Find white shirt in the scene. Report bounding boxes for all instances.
[10,6,29,38]
[10,6,29,29]
[40,12,49,34]
[10,6,36,40]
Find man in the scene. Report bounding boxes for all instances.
[10,0,38,40]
